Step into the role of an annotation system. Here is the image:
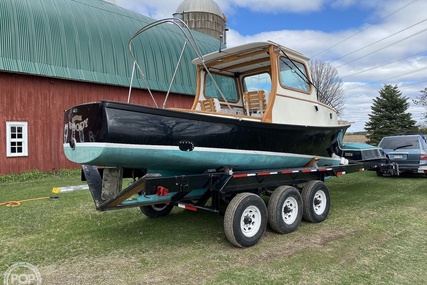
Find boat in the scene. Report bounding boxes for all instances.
[339,142,390,170]
[63,18,351,176]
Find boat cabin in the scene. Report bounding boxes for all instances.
[190,42,338,127]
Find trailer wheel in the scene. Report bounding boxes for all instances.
[268,186,303,234]
[140,203,174,218]
[224,193,267,248]
[301,180,330,223]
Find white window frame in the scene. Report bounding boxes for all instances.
[6,121,28,157]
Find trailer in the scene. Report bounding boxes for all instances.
[81,163,363,247]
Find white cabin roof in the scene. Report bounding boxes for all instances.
[193,41,309,74]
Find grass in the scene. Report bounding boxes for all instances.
[0,169,80,183]
[343,134,367,143]
[1,170,426,284]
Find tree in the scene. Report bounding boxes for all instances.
[413,87,427,122]
[365,84,418,145]
[309,60,345,115]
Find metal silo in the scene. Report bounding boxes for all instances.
[174,0,227,44]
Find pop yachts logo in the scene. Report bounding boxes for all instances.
[3,262,42,285]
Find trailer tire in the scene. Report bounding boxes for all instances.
[140,203,174,218]
[301,180,330,223]
[224,193,267,248]
[268,186,302,234]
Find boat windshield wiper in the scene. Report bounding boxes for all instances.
[393,144,413,151]
[281,58,309,82]
[278,54,311,88]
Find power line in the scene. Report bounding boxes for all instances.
[311,0,420,58]
[335,28,427,68]
[400,80,427,89]
[381,66,427,82]
[343,68,427,93]
[333,18,427,62]
[341,49,427,78]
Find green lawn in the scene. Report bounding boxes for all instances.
[1,170,426,284]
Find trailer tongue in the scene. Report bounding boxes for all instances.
[81,163,363,247]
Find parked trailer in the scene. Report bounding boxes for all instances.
[82,163,363,247]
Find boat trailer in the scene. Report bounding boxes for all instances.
[82,163,363,247]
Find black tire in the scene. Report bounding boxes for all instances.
[268,186,303,234]
[140,203,174,218]
[376,169,384,177]
[301,180,330,223]
[224,193,268,248]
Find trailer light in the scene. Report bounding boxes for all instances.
[178,203,197,211]
[156,186,169,196]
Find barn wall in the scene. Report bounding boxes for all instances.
[0,72,194,174]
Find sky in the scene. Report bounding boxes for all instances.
[114,0,427,132]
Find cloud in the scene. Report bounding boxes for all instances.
[220,0,324,13]
[115,0,180,19]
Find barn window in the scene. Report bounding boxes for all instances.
[6,122,28,157]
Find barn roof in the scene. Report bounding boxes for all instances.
[0,0,221,94]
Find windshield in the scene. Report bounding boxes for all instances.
[243,72,271,92]
[205,73,238,101]
[279,57,310,92]
[379,137,420,150]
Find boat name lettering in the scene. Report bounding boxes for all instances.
[69,118,89,132]
[71,115,82,123]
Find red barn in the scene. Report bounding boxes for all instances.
[0,0,224,174]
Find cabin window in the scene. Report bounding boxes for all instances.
[279,57,310,92]
[243,73,271,92]
[205,73,238,102]
[6,122,28,157]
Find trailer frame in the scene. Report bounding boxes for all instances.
[81,163,363,247]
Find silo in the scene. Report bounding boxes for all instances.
[174,0,227,44]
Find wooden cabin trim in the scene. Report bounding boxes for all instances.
[261,45,280,123]
[204,49,268,68]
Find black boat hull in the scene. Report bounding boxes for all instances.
[63,101,349,174]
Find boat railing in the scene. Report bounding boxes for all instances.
[127,18,232,110]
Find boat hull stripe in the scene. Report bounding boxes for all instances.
[64,142,342,174]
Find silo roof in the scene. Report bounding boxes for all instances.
[176,0,223,17]
[0,0,221,94]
